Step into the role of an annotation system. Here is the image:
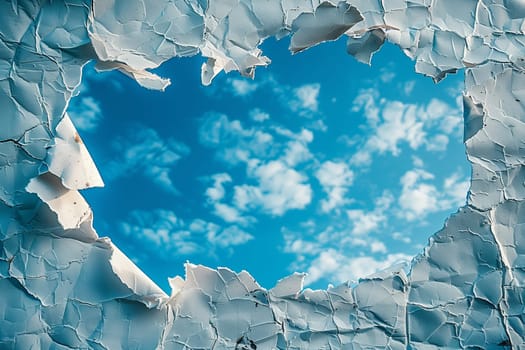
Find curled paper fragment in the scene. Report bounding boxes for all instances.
[108,242,169,308]
[45,114,104,191]
[289,2,362,53]
[2,0,525,348]
[346,29,386,65]
[95,61,172,91]
[26,172,93,232]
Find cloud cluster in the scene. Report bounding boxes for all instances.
[220,74,323,117]
[198,75,468,286]
[351,88,463,166]
[95,66,468,286]
[304,249,412,285]
[200,112,315,218]
[118,209,253,259]
[108,77,326,261]
[234,160,312,215]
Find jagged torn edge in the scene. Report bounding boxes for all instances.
[2,0,525,348]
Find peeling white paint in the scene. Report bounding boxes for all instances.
[1,0,524,348]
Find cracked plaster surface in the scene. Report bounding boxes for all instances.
[1,0,525,348]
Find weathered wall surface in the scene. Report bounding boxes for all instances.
[1,0,524,348]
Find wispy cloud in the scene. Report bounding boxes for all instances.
[282,210,413,286]
[403,80,416,95]
[226,77,259,97]
[199,112,274,165]
[119,209,201,257]
[304,250,411,285]
[68,96,103,132]
[207,225,254,248]
[219,73,323,119]
[346,191,393,235]
[379,66,396,83]
[105,126,190,194]
[118,209,253,259]
[249,108,270,122]
[443,172,470,205]
[68,63,126,132]
[270,81,322,118]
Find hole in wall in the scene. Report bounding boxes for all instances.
[70,37,469,292]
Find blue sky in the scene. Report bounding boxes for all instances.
[69,37,469,292]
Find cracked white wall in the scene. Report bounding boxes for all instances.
[1,0,524,348]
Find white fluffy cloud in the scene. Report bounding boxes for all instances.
[356,100,425,162]
[397,168,469,221]
[282,139,313,167]
[205,173,231,202]
[234,160,312,216]
[351,89,462,166]
[315,161,354,212]
[292,84,321,112]
[370,241,387,253]
[226,77,258,97]
[205,173,255,226]
[232,127,314,216]
[249,108,270,122]
[398,169,439,220]
[106,126,189,194]
[200,113,314,217]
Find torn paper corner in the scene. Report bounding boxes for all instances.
[200,44,271,86]
[107,240,169,308]
[290,2,363,53]
[346,29,386,65]
[168,275,186,299]
[270,272,306,298]
[26,172,94,232]
[46,114,104,191]
[95,61,171,91]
